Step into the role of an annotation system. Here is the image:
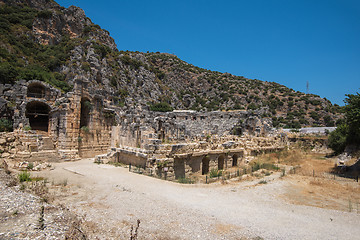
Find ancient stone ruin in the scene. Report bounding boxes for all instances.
[1,78,290,180]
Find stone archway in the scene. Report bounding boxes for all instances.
[25,101,50,132]
[27,82,45,98]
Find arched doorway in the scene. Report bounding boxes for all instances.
[218,155,224,170]
[27,82,45,98]
[202,156,210,175]
[25,101,50,132]
[232,154,238,167]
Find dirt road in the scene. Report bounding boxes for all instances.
[37,159,360,239]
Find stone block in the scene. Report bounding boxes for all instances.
[0,138,6,145]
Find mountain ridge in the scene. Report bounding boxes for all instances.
[0,0,341,128]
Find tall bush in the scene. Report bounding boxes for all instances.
[328,92,360,153]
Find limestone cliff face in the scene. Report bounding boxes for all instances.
[0,0,341,128]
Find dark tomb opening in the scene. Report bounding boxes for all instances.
[25,101,50,132]
[202,156,210,175]
[80,98,91,128]
[232,154,238,167]
[218,155,225,170]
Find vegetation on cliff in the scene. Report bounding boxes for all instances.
[0,4,71,91]
[0,0,342,128]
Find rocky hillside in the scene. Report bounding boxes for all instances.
[0,0,342,128]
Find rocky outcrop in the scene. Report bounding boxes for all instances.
[0,0,341,129]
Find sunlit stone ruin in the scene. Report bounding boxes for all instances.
[1,79,327,180]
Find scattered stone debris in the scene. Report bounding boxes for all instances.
[0,168,87,239]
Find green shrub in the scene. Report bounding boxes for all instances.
[81,62,91,72]
[36,10,52,18]
[251,162,279,172]
[150,102,173,112]
[117,89,129,99]
[310,111,320,121]
[0,118,13,132]
[119,55,144,70]
[262,163,280,171]
[80,126,89,133]
[323,115,335,127]
[18,171,31,182]
[251,162,261,172]
[93,43,111,59]
[328,124,348,154]
[27,162,34,170]
[24,125,32,131]
[0,62,17,84]
[284,120,301,129]
[209,169,223,178]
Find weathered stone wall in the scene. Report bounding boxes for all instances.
[1,79,113,160]
[102,132,286,180]
[53,80,113,158]
[3,78,278,167]
[110,109,273,151]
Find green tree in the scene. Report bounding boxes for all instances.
[328,124,348,154]
[344,92,360,143]
[328,92,360,153]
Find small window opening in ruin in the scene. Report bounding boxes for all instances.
[80,98,91,128]
[233,126,242,136]
[25,101,50,132]
[218,155,224,170]
[193,116,197,120]
[232,154,238,167]
[202,157,209,175]
[27,82,45,98]
[200,116,205,120]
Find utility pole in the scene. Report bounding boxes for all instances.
[306,81,309,95]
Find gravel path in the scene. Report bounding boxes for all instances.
[37,159,360,239]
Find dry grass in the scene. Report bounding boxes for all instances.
[255,148,360,212]
[283,175,360,212]
[255,149,336,177]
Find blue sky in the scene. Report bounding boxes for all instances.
[56,0,360,105]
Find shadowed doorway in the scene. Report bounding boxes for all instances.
[25,101,50,132]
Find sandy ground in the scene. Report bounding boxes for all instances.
[35,159,360,240]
